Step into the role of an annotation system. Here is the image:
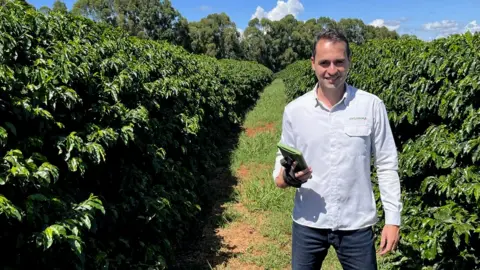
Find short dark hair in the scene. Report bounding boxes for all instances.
[311,28,351,59]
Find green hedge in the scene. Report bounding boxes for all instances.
[276,59,316,102]
[278,33,480,269]
[0,1,272,269]
[218,59,274,119]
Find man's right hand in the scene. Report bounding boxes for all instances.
[292,161,313,182]
[275,158,312,188]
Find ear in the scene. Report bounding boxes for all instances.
[310,56,315,70]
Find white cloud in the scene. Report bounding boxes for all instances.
[369,19,401,31]
[251,0,304,21]
[199,5,211,11]
[465,20,480,33]
[423,20,459,39]
[423,20,459,34]
[422,19,480,39]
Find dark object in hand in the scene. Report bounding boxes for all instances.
[280,156,304,188]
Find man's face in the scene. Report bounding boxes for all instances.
[310,39,350,91]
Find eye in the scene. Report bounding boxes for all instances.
[318,60,330,67]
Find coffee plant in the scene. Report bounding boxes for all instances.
[0,1,272,269]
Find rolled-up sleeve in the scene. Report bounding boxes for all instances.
[372,100,403,226]
[272,108,296,181]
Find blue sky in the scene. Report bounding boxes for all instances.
[28,0,480,40]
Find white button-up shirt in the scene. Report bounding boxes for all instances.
[273,83,402,231]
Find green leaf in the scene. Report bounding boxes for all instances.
[6,149,23,158]
[67,157,79,172]
[0,195,22,221]
[34,162,60,185]
[33,107,54,120]
[27,194,48,202]
[58,131,83,161]
[75,194,105,215]
[72,239,83,256]
[10,164,30,179]
[50,224,67,237]
[67,157,85,174]
[38,224,67,250]
[4,122,16,136]
[474,184,480,202]
[85,143,106,164]
[81,215,91,229]
[44,227,54,249]
[120,124,134,145]
[0,126,7,146]
[453,232,461,248]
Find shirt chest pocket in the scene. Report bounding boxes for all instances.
[343,124,371,156]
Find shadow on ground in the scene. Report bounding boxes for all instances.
[169,123,244,270]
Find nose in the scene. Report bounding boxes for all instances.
[327,62,337,75]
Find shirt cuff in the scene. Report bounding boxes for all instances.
[385,210,401,226]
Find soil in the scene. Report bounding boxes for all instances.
[236,163,272,180]
[244,122,275,137]
[172,201,269,269]
[172,165,273,269]
[213,205,268,269]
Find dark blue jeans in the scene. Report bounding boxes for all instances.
[292,221,377,270]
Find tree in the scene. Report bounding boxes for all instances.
[337,18,367,44]
[38,6,51,14]
[52,0,68,13]
[241,18,267,63]
[317,16,337,31]
[72,0,116,25]
[365,25,399,40]
[188,13,242,59]
[400,34,419,40]
[72,0,190,49]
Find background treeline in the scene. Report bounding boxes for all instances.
[0,1,272,269]
[35,0,413,72]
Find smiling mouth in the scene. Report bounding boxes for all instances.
[325,77,338,83]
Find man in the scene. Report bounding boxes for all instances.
[272,29,402,270]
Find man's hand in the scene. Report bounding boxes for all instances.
[275,158,312,188]
[377,225,400,256]
[292,161,313,182]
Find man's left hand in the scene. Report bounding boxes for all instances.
[377,224,400,256]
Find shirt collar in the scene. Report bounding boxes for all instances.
[312,83,352,108]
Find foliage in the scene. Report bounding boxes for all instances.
[274,59,316,101]
[278,32,480,269]
[52,0,67,13]
[189,13,243,59]
[0,1,272,269]
[217,59,273,119]
[71,0,190,49]
[240,15,400,72]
